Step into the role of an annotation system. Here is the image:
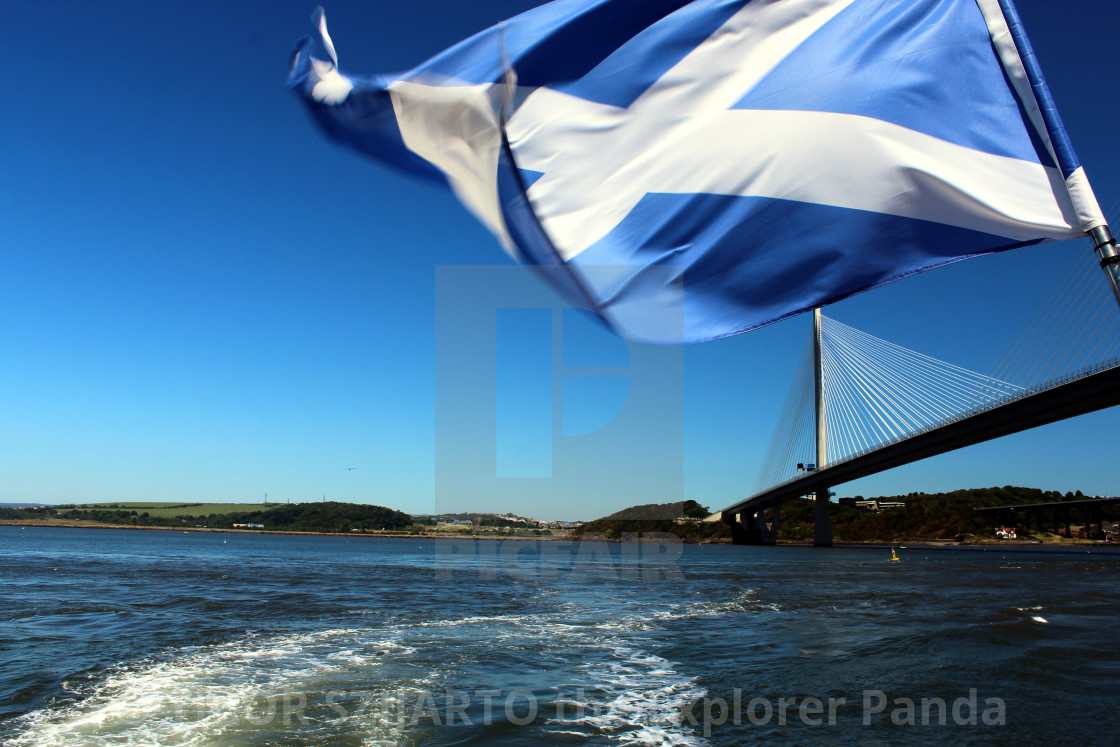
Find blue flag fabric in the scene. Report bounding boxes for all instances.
[289,0,1104,344]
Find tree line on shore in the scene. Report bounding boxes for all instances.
[0,501,414,534]
[571,487,1118,542]
[3,486,1114,541]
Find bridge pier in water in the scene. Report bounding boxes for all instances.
[722,496,834,547]
[813,489,833,547]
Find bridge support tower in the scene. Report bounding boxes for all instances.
[813,308,833,547]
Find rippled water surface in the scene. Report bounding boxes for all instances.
[2,526,1119,745]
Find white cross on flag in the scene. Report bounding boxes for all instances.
[289,0,1103,344]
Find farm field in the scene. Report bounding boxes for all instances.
[71,502,270,518]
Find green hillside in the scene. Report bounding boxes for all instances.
[777,486,1119,542]
[574,487,1117,543]
[601,500,710,521]
[2,501,414,533]
[575,500,727,541]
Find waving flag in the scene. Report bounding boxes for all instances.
[289,0,1104,344]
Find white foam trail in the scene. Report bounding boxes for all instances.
[10,590,761,746]
[549,644,708,746]
[7,628,421,746]
[411,609,712,744]
[651,589,778,621]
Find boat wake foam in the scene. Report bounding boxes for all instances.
[7,590,770,746]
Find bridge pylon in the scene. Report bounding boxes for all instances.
[812,309,833,547]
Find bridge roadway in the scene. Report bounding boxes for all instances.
[974,495,1120,538]
[720,363,1120,521]
[973,496,1120,514]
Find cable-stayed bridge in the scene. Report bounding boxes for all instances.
[718,238,1120,546]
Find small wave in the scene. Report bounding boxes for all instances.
[647,589,778,622]
[412,614,530,628]
[547,644,709,746]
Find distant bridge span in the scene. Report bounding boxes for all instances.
[718,228,1120,546]
[719,363,1120,537]
[974,495,1120,539]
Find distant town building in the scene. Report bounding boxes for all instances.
[854,499,906,512]
[537,521,584,530]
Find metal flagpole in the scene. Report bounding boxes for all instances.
[812,308,832,547]
[1089,226,1120,309]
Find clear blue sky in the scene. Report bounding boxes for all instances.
[2,0,1117,520]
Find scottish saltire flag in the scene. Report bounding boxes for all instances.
[289,0,1105,344]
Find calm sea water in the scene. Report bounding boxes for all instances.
[2,526,1119,745]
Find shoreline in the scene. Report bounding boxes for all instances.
[2,520,1116,550]
[0,519,573,541]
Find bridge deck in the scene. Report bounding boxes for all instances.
[721,364,1120,520]
[973,496,1120,512]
